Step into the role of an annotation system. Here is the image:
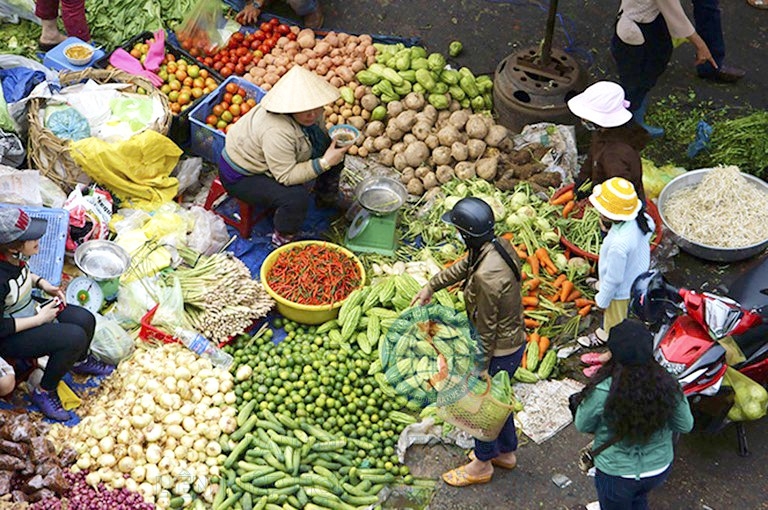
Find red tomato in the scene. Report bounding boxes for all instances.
[250,40,261,50]
[253,30,266,41]
[232,32,245,42]
[258,44,270,54]
[240,103,251,115]
[206,114,218,126]
[236,47,248,57]
[225,82,238,94]
[234,63,245,75]
[220,66,232,77]
[213,61,223,71]
[269,18,279,26]
[223,92,233,104]
[237,87,248,98]
[238,54,252,65]
[203,57,213,66]
[277,24,291,35]
[287,32,297,41]
[260,22,271,32]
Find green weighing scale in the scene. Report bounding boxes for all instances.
[345,176,408,256]
[66,240,131,313]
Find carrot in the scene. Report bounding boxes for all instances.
[566,289,582,302]
[553,274,568,288]
[521,349,528,369]
[562,200,576,218]
[527,254,540,276]
[560,280,575,302]
[529,331,540,345]
[574,298,596,308]
[522,296,539,307]
[546,292,560,303]
[526,277,541,291]
[550,188,574,205]
[577,304,592,317]
[524,318,541,329]
[538,336,550,359]
[501,232,514,241]
[535,248,558,274]
[516,244,528,260]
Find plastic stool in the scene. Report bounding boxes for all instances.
[204,177,267,238]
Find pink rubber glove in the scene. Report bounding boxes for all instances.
[144,29,166,71]
[109,49,164,87]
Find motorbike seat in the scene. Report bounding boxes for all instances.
[732,321,768,359]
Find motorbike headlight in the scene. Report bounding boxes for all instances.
[655,350,686,376]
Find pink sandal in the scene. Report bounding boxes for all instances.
[580,352,604,366]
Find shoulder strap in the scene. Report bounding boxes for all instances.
[492,239,521,282]
[591,435,622,457]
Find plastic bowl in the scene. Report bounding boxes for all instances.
[63,43,95,66]
[328,124,361,147]
[260,240,366,325]
[657,168,768,262]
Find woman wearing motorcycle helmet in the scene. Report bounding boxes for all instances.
[573,319,693,509]
[411,197,525,487]
[578,178,654,376]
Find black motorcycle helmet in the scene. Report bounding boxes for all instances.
[629,270,682,324]
[442,197,495,239]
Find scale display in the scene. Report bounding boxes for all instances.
[65,276,105,314]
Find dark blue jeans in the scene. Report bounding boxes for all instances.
[473,346,525,461]
[610,14,673,111]
[595,466,671,510]
[692,0,726,76]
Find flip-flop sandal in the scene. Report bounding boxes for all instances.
[468,451,517,470]
[580,352,604,366]
[748,0,768,9]
[442,465,493,487]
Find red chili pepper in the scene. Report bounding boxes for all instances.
[267,244,362,305]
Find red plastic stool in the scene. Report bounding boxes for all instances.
[204,177,269,238]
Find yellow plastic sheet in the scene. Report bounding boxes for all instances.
[70,130,182,210]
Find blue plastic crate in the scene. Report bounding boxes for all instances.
[188,76,266,163]
[0,204,69,287]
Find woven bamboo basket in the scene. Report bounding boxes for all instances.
[28,68,172,192]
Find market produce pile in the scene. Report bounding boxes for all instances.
[5,5,767,509]
[663,165,768,248]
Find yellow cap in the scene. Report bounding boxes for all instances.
[589,177,641,221]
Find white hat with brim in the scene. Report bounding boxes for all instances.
[567,81,633,128]
[260,65,340,114]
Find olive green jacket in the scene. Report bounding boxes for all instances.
[427,238,525,370]
[224,104,325,186]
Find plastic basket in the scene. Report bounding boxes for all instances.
[188,76,266,163]
[94,31,223,146]
[0,204,69,287]
[436,375,515,441]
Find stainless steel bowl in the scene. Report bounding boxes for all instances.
[74,240,131,280]
[355,176,408,215]
[657,168,768,262]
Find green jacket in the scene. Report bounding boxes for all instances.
[574,377,693,478]
[427,238,525,370]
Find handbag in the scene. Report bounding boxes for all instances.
[578,435,621,473]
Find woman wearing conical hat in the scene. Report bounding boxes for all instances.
[220,66,349,246]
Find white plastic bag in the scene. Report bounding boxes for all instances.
[91,315,135,365]
[0,0,39,24]
[172,157,203,194]
[187,206,230,256]
[0,165,42,205]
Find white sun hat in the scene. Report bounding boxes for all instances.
[567,81,633,128]
[259,65,340,114]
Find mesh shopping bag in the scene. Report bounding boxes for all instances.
[436,372,516,441]
[175,0,225,55]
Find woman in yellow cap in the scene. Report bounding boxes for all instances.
[219,65,350,245]
[578,178,654,375]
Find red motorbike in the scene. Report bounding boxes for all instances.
[629,266,768,456]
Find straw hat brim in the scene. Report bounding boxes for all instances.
[260,66,340,114]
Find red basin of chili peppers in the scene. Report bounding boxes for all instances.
[265,242,363,306]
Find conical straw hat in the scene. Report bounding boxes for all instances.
[260,65,340,114]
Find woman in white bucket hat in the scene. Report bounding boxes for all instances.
[220,66,350,246]
[567,81,650,205]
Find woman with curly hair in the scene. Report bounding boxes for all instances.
[573,319,693,509]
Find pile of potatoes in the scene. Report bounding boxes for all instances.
[351,91,513,196]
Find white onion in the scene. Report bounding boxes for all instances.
[146,444,163,464]
[89,445,101,459]
[128,444,144,460]
[179,403,195,416]
[131,465,146,483]
[163,411,183,426]
[76,455,92,470]
[205,442,221,457]
[211,393,224,406]
[116,429,131,445]
[111,475,125,489]
[98,468,114,483]
[174,445,188,459]
[97,453,117,468]
[167,424,185,439]
[118,456,136,473]
[145,423,163,442]
[125,478,139,493]
[224,392,237,405]
[175,366,192,381]
[145,464,160,484]
[85,471,101,488]
[182,416,196,433]
[98,436,115,453]
[180,435,195,448]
